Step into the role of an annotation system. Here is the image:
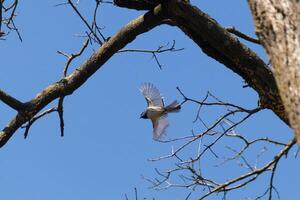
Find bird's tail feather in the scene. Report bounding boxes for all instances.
[165,100,181,113]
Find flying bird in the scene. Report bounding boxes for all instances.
[140,83,181,140]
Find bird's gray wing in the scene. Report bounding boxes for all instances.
[152,114,169,140]
[140,83,164,107]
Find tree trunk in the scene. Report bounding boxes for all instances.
[248,0,300,143]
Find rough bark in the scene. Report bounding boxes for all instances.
[248,0,300,142]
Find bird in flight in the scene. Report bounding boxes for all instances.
[140,83,181,140]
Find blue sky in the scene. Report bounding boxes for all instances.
[0,1,299,199]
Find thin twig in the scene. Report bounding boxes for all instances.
[67,0,103,45]
[0,0,3,33]
[226,26,260,44]
[91,0,106,41]
[57,38,89,76]
[22,107,58,138]
[1,0,21,41]
[58,97,65,137]
[119,40,184,69]
[134,188,138,200]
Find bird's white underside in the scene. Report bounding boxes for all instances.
[147,106,165,120]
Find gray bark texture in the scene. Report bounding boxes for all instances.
[248,0,300,143]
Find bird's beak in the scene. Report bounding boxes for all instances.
[140,112,147,119]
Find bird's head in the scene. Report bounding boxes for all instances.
[140,111,148,119]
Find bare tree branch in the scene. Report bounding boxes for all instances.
[226,26,260,44]
[57,39,89,77]
[91,0,107,42]
[1,0,22,41]
[67,0,103,45]
[22,107,58,139]
[112,0,289,126]
[160,0,287,125]
[145,88,295,199]
[119,40,184,69]
[0,0,3,34]
[57,97,65,137]
[0,89,24,111]
[199,138,296,199]
[0,4,166,148]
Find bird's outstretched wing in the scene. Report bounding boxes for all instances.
[140,83,164,107]
[152,115,169,140]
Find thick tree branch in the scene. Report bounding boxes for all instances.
[159,0,287,124]
[0,5,165,148]
[113,0,288,125]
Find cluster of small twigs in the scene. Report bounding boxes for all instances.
[0,0,22,41]
[119,40,184,69]
[144,88,296,200]
[55,0,111,45]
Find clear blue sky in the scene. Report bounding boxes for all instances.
[0,1,298,199]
